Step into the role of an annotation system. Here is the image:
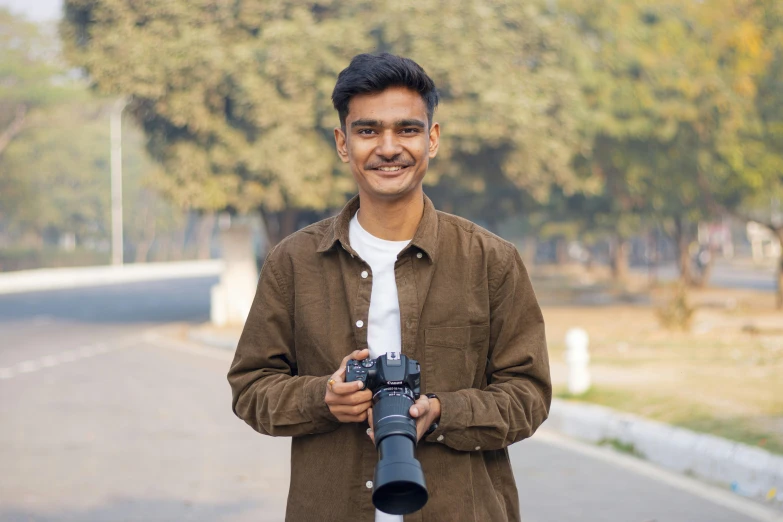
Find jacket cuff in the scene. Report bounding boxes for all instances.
[424,392,473,449]
[304,375,340,429]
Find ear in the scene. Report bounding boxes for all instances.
[428,122,440,159]
[334,127,349,163]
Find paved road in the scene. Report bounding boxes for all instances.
[0,277,776,522]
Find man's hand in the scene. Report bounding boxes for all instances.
[367,395,441,444]
[325,349,372,423]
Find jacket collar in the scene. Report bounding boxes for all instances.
[317,193,439,263]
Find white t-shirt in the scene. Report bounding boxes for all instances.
[349,211,409,522]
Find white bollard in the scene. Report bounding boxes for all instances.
[565,328,591,395]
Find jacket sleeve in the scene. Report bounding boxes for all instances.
[425,244,551,451]
[227,251,340,437]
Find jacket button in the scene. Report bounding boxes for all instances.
[361,271,368,278]
[416,252,423,259]
[356,320,364,328]
[366,480,373,489]
[475,446,481,451]
[437,435,444,442]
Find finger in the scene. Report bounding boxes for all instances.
[325,392,371,411]
[410,396,430,418]
[367,407,374,430]
[328,401,372,417]
[338,349,370,371]
[333,390,372,405]
[367,426,375,444]
[329,380,368,396]
[333,349,371,385]
[335,411,368,423]
[415,415,431,441]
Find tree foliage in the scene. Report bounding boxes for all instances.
[556,0,779,284]
[60,0,589,239]
[0,8,83,156]
[0,97,184,253]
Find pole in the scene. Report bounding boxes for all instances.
[110,97,127,266]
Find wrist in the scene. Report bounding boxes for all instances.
[430,397,441,423]
[424,393,441,436]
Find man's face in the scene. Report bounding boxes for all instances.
[334,86,440,203]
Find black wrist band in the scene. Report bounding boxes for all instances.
[424,393,439,436]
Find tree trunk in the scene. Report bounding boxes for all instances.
[520,236,537,269]
[555,237,568,265]
[673,216,693,286]
[0,104,28,157]
[776,228,783,310]
[196,211,216,259]
[694,245,717,288]
[610,234,629,283]
[647,229,659,288]
[170,217,188,260]
[261,208,302,248]
[134,212,157,263]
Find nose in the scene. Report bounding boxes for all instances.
[375,130,403,160]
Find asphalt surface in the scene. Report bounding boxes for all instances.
[0,276,776,522]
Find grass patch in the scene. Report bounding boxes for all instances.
[598,438,644,458]
[555,385,783,455]
[676,416,783,455]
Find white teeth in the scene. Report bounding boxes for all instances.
[377,166,403,172]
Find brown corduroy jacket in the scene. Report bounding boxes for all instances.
[228,194,551,522]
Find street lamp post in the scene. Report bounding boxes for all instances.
[110,97,128,266]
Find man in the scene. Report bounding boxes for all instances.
[228,53,551,522]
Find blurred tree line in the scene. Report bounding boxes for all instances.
[0,8,214,269]
[1,1,782,304]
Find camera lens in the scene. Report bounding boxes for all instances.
[370,387,428,515]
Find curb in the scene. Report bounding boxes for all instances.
[0,260,223,295]
[548,399,783,506]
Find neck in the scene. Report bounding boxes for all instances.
[356,191,424,241]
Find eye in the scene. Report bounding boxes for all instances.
[400,128,420,135]
[357,128,376,135]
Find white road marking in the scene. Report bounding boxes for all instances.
[40,355,59,367]
[78,345,98,357]
[0,335,147,381]
[16,360,40,373]
[531,429,783,522]
[0,327,227,381]
[58,350,77,363]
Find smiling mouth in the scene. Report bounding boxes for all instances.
[370,165,411,173]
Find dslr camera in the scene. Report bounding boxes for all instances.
[345,352,428,515]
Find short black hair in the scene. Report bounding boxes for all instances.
[331,53,439,128]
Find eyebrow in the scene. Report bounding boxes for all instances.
[350,118,427,129]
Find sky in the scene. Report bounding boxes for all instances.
[0,0,62,21]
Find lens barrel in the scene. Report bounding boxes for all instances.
[371,388,428,515]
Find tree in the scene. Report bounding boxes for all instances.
[561,0,773,286]
[725,0,783,307]
[60,0,590,247]
[0,97,185,258]
[0,9,82,157]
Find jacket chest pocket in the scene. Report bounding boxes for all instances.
[423,325,489,393]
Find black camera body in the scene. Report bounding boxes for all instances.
[345,353,428,515]
[345,351,421,397]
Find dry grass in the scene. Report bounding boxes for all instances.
[534,267,783,454]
